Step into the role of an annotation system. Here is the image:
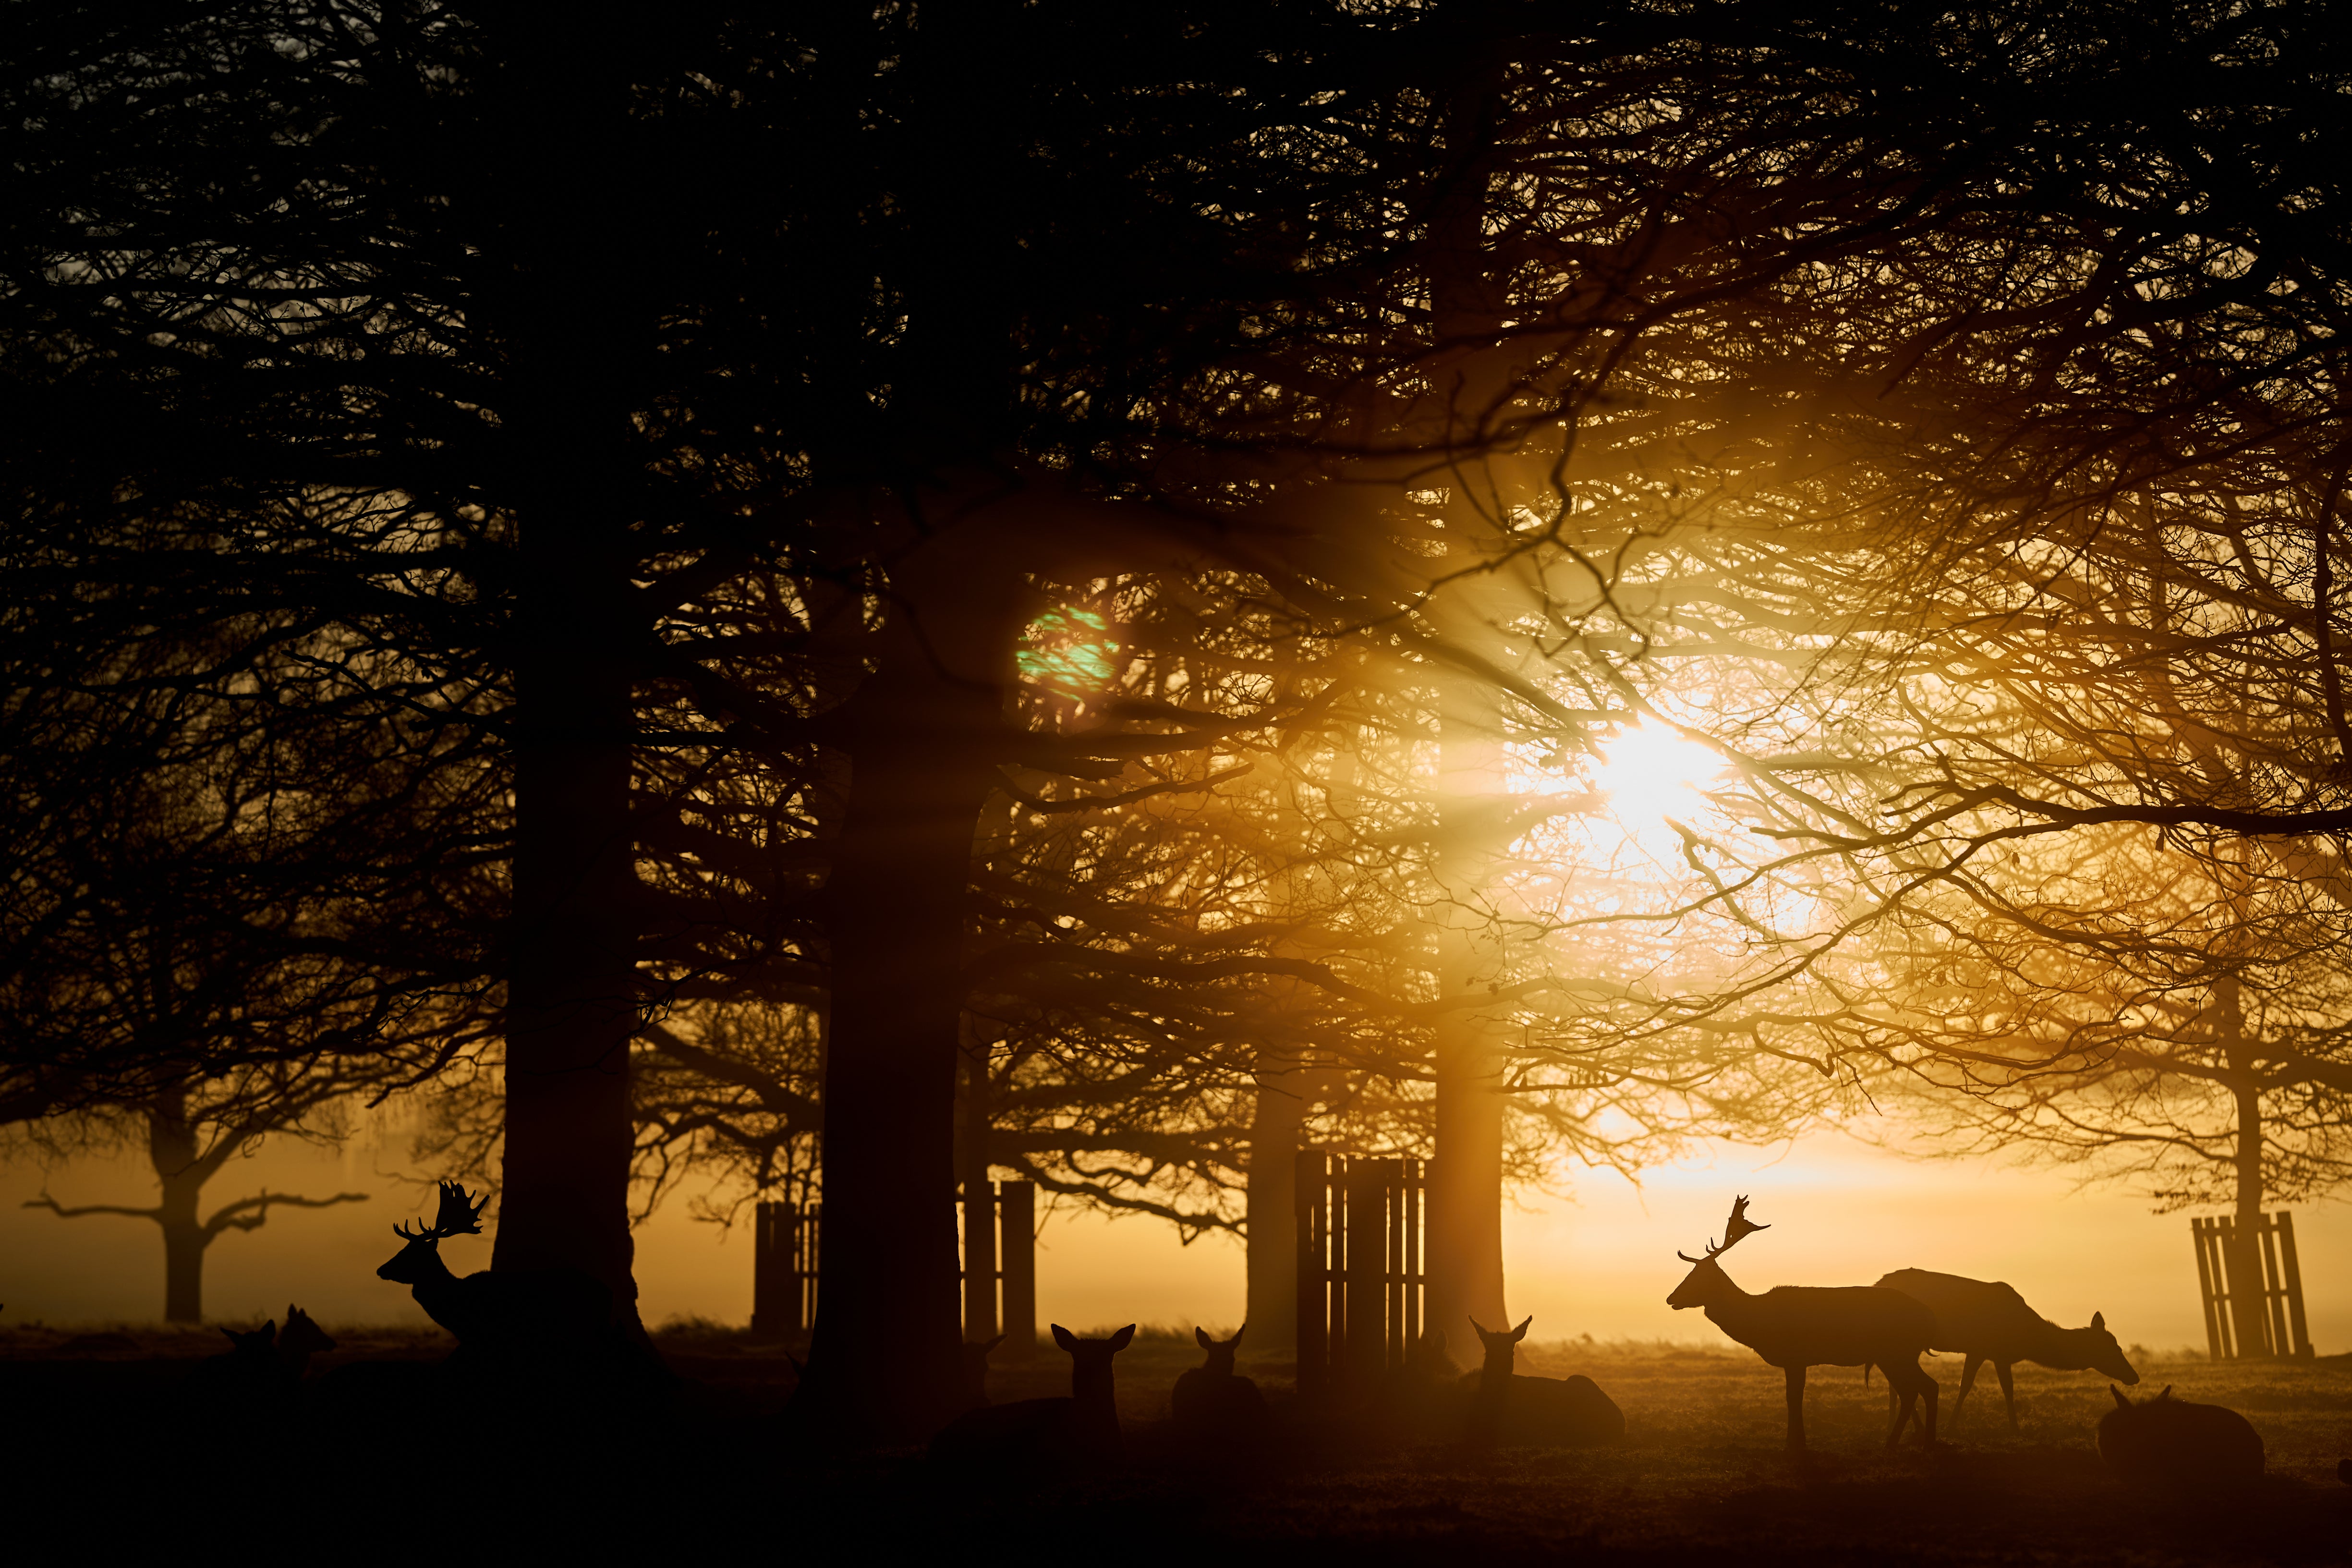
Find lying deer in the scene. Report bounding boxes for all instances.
[376,1180,613,1357]
[2098,1385,2262,1487]
[929,1323,1134,1471]
[1462,1315,1624,1448]
[1171,1324,1266,1440]
[1874,1268,2137,1431]
[1667,1195,1937,1450]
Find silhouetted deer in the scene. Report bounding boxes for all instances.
[1170,1324,1266,1440]
[929,1323,1134,1472]
[377,1180,612,1358]
[1874,1268,2137,1430]
[1462,1315,1624,1448]
[2098,1385,2262,1487]
[275,1304,337,1383]
[1666,1195,1937,1450]
[956,1333,1005,1414]
[190,1312,333,1410]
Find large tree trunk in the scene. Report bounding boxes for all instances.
[492,461,641,1317]
[476,12,647,1321]
[149,1090,205,1323]
[1425,671,1511,1343]
[2216,976,2273,1356]
[805,544,1027,1439]
[1245,1056,1314,1350]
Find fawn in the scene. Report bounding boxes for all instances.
[1462,1315,1625,1448]
[1874,1268,2137,1431]
[1170,1324,1267,1439]
[929,1323,1134,1471]
[2099,1385,2263,1487]
[1667,1195,1938,1450]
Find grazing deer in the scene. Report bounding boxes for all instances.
[1170,1324,1267,1439]
[1462,1315,1624,1448]
[1666,1196,1938,1451]
[2098,1385,2263,1487]
[376,1180,612,1356]
[1873,1268,2137,1431]
[929,1323,1134,1471]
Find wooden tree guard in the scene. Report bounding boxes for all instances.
[2191,1212,2312,1360]
[960,1179,1039,1358]
[750,1199,819,1340]
[751,1184,1035,1353]
[1294,1150,1430,1401]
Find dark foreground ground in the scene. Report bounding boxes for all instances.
[2,1320,2347,1564]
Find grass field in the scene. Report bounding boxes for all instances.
[3,1320,2347,1563]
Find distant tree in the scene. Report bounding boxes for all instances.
[17,1068,371,1322]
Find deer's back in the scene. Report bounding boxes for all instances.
[931,1395,1114,1471]
[2099,1396,2264,1485]
[1874,1269,2042,1356]
[1468,1372,1624,1446]
[1740,1286,1934,1366]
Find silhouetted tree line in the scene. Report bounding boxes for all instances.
[7,0,2351,1440]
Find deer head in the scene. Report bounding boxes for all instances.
[1469,1315,1534,1376]
[1666,1195,1769,1310]
[279,1304,337,1360]
[1192,1323,1245,1375]
[378,1181,489,1283]
[2070,1310,2139,1384]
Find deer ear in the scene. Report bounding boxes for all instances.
[1051,1324,1078,1351]
[1108,1324,1137,1351]
[2091,1311,2105,1332]
[1196,1326,1213,1349]
[1228,1323,1246,1349]
[2111,1386,2130,1410]
[984,1333,1004,1352]
[1512,1316,1532,1342]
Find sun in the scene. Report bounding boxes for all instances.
[1589,723,1726,817]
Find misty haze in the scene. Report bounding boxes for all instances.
[5,3,2351,1563]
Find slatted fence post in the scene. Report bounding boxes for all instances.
[2192,1217,2227,1361]
[2276,1211,2314,1357]
[961,1178,999,1342]
[997,1179,1037,1358]
[751,1200,783,1339]
[1343,1158,1394,1396]
[1295,1149,1329,1401]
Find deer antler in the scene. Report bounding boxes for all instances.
[390,1182,490,1243]
[430,1181,488,1237]
[1677,1194,1770,1264]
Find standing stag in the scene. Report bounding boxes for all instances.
[377,1181,613,1358]
[1666,1196,1938,1451]
[1874,1268,2138,1431]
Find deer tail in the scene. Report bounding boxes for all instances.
[1862,1362,1873,1387]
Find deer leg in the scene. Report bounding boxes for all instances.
[1917,1361,1939,1447]
[1784,1365,1806,1450]
[1952,1354,1981,1431]
[1885,1377,1914,1448]
[1996,1361,2016,1432]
